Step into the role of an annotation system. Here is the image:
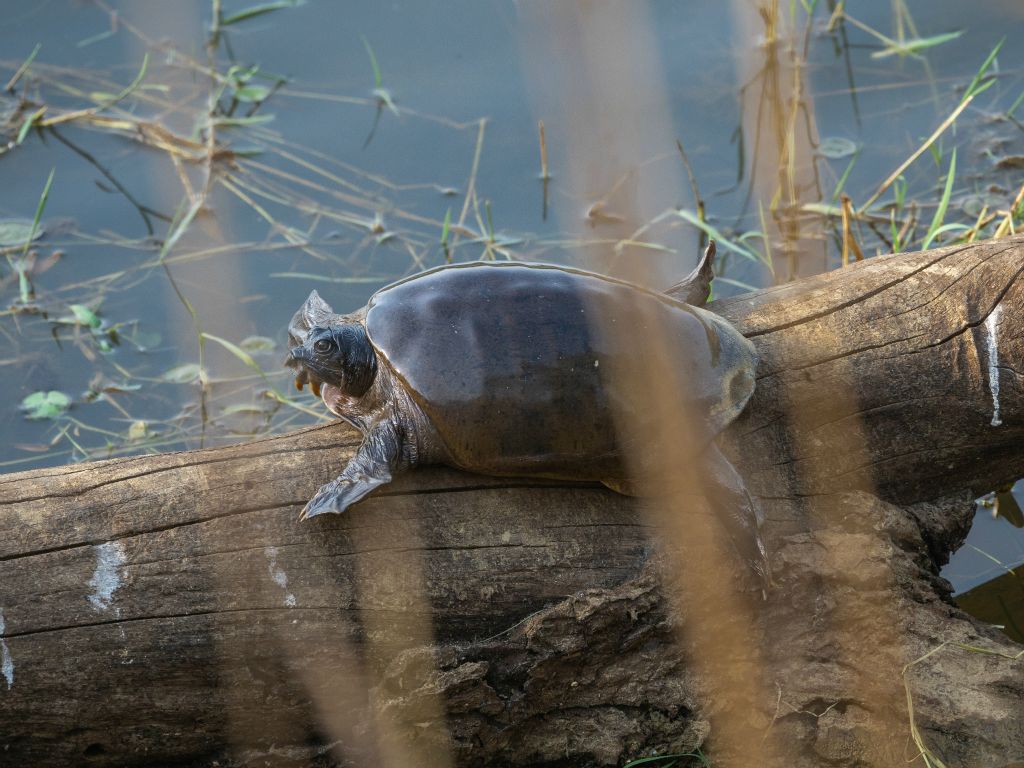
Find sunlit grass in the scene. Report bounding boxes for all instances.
[623,748,712,768]
[903,639,1024,768]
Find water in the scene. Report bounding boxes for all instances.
[0,0,1023,634]
[946,483,1024,641]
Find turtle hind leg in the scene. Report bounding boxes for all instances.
[301,420,406,520]
[601,477,640,496]
[664,241,716,307]
[702,443,772,596]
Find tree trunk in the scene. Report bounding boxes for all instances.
[1,237,1023,767]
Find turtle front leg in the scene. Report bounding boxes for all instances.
[702,442,772,596]
[301,420,406,519]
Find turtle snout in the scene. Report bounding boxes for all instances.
[290,345,306,361]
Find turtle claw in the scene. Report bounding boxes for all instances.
[298,496,326,521]
[298,500,329,521]
[299,480,355,520]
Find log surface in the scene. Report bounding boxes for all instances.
[1,237,1023,767]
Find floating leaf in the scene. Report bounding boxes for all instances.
[960,193,1002,218]
[129,330,162,351]
[14,443,51,453]
[161,363,203,384]
[240,335,276,353]
[221,403,267,416]
[69,304,101,329]
[127,420,148,441]
[995,155,1024,170]
[20,390,70,420]
[233,84,271,103]
[0,219,42,247]
[818,136,858,159]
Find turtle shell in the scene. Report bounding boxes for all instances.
[365,262,756,480]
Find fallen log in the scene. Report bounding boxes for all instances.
[1,237,1023,767]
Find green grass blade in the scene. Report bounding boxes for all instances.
[201,332,262,374]
[361,35,383,89]
[21,168,55,261]
[713,275,761,292]
[441,206,452,261]
[15,107,45,145]
[221,1,304,25]
[5,168,55,303]
[159,196,203,262]
[923,147,956,249]
[4,43,41,91]
[871,30,964,59]
[675,208,764,265]
[830,149,860,204]
[202,332,291,401]
[96,53,150,109]
[922,222,970,250]
[964,38,1004,99]
[1008,89,1024,119]
[210,114,276,127]
[622,756,681,767]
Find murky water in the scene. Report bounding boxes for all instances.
[1,1,1023,631]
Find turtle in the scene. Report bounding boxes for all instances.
[286,242,770,587]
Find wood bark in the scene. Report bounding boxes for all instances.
[1,237,1023,767]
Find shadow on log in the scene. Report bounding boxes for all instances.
[1,238,1023,767]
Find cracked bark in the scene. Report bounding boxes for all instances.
[1,237,1023,767]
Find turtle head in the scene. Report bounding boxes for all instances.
[286,290,339,393]
[290,323,378,399]
[287,290,337,350]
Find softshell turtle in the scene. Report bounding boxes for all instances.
[287,243,769,585]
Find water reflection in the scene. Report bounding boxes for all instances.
[946,482,1024,640]
[955,567,1024,643]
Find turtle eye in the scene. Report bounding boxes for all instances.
[313,338,334,354]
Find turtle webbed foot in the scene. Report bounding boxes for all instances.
[300,471,392,520]
[300,420,403,521]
